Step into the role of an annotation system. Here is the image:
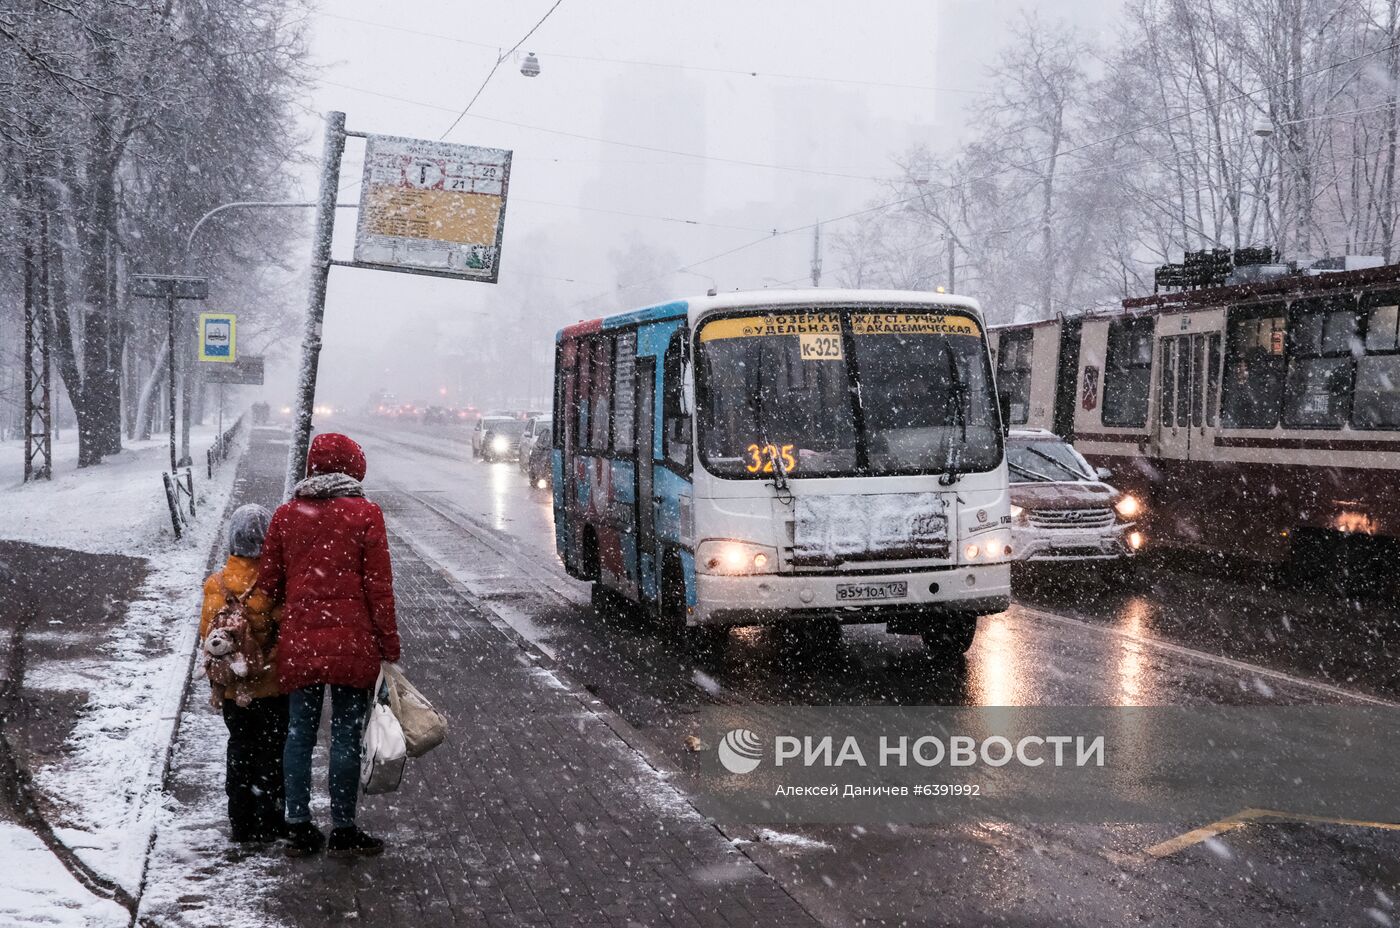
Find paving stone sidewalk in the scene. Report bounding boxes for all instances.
[141,425,820,927]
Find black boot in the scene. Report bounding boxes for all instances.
[327,826,385,858]
[283,822,325,858]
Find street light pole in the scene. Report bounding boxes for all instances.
[284,111,348,499]
[167,289,177,471]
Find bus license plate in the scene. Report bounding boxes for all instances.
[835,581,908,602]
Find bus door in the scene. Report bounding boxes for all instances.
[1157,330,1223,459]
[634,357,657,599]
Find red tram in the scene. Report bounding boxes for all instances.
[992,260,1400,562]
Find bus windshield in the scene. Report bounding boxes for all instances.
[696,308,1001,479]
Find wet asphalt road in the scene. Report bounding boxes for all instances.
[347,415,1400,927]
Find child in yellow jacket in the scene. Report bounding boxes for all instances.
[200,504,287,843]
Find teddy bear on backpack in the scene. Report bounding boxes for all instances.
[203,581,266,708]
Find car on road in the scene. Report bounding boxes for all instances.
[518,415,553,473]
[479,418,527,462]
[471,416,514,458]
[1006,428,1143,568]
[422,405,451,426]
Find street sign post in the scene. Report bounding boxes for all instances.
[284,112,515,498]
[197,312,237,362]
[351,134,512,283]
[130,274,209,470]
[202,355,263,385]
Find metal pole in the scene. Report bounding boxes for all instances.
[284,110,347,499]
[179,311,193,466]
[947,237,956,293]
[167,289,177,472]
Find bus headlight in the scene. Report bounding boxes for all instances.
[697,540,779,575]
[1115,494,1141,519]
[491,435,510,454]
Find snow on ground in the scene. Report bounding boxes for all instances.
[135,710,292,928]
[0,426,218,554]
[0,822,128,927]
[4,424,246,894]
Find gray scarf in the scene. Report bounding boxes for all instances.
[294,473,365,499]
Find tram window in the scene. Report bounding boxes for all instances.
[1283,299,1357,429]
[996,331,1033,425]
[1102,319,1153,427]
[1206,332,1222,426]
[1190,336,1206,427]
[1159,339,1175,428]
[589,336,614,451]
[1221,311,1286,428]
[662,332,691,471]
[1353,301,1400,429]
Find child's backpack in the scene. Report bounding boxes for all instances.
[205,576,263,686]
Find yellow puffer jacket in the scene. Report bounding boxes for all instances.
[200,555,281,702]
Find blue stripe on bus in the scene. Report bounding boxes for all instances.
[602,300,689,330]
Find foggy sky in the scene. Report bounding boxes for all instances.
[272,1,1119,411]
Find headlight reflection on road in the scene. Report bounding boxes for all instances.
[1115,597,1155,706]
[968,616,1028,706]
[490,458,512,530]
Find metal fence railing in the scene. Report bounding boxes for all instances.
[206,412,246,479]
[161,410,247,539]
[162,468,196,539]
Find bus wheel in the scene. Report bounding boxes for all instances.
[660,559,722,653]
[921,614,978,655]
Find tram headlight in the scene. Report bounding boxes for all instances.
[964,543,981,561]
[1114,494,1141,520]
[697,540,778,575]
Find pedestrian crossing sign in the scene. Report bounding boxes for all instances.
[198,313,236,363]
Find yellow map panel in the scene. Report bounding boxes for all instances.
[361,187,502,246]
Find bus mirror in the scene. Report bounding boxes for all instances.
[997,393,1012,437]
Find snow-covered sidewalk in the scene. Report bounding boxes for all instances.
[0,421,247,916]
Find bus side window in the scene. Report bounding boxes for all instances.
[1221,308,1286,429]
[1102,318,1153,428]
[1354,299,1400,429]
[590,335,614,452]
[662,331,691,471]
[553,342,565,448]
[576,338,593,448]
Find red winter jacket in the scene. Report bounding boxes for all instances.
[257,433,400,691]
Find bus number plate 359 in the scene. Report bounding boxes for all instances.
[835,580,908,602]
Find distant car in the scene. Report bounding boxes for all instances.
[422,406,451,426]
[480,419,526,462]
[471,416,514,458]
[1006,428,1144,567]
[517,416,553,473]
[526,435,552,489]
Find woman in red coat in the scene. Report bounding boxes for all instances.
[258,432,400,858]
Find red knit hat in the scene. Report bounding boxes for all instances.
[306,432,367,481]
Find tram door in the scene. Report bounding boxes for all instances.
[1156,331,1222,460]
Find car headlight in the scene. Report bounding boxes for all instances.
[1115,494,1141,519]
[1009,504,1026,520]
[696,540,778,575]
[491,435,510,453]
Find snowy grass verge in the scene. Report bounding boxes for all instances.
[0,426,220,554]
[0,821,128,927]
[25,426,247,895]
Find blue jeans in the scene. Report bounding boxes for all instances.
[284,684,370,829]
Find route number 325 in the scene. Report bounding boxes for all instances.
[745,443,797,474]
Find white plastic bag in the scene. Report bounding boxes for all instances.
[383,663,448,758]
[360,668,407,795]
